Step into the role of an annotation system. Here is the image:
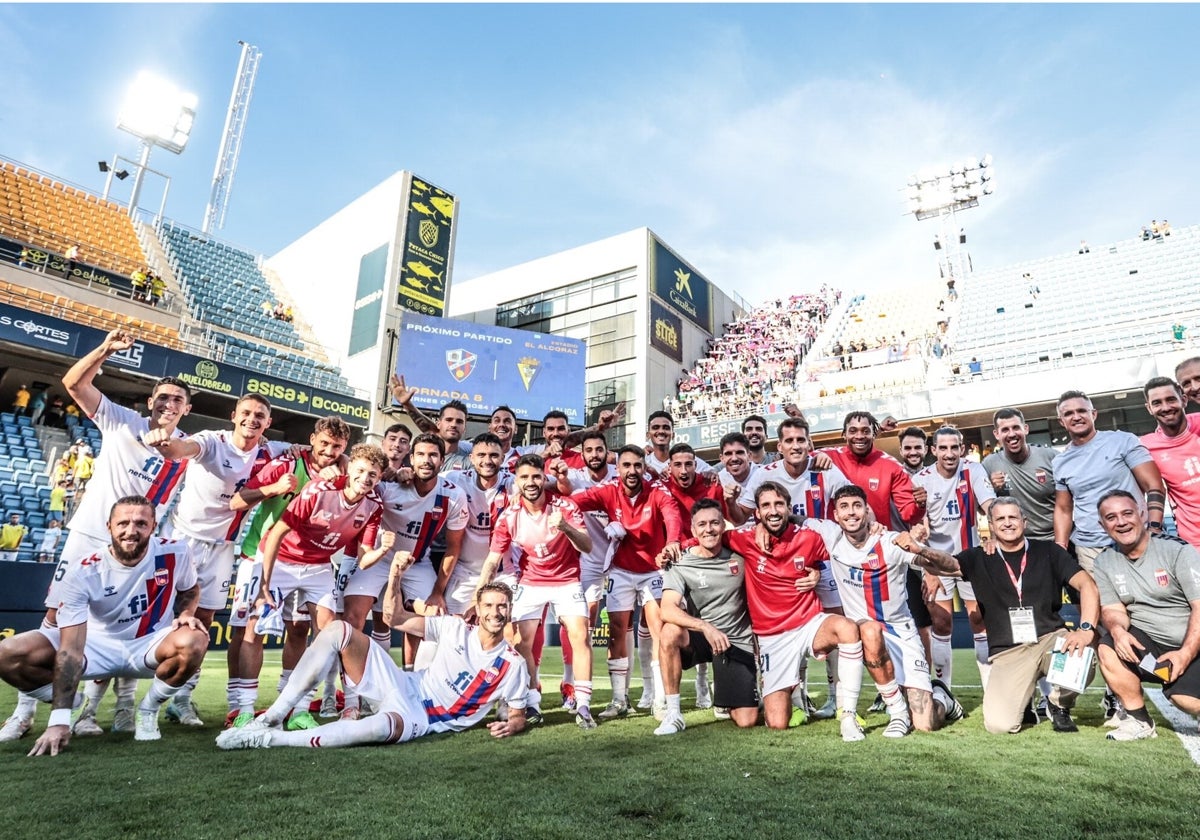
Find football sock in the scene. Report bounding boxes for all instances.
[138,677,181,713]
[877,679,908,720]
[608,657,629,704]
[835,642,864,712]
[271,712,395,748]
[81,679,108,717]
[13,692,37,719]
[114,677,137,711]
[238,680,258,715]
[666,693,682,716]
[931,632,953,686]
[277,669,293,694]
[263,623,350,725]
[973,633,991,690]
[574,680,593,713]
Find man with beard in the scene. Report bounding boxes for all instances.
[983,410,1057,541]
[442,434,514,616]
[728,482,868,741]
[741,415,778,466]
[389,376,471,472]
[216,582,529,750]
[715,432,758,501]
[0,496,208,753]
[571,445,684,719]
[479,455,595,728]
[1140,378,1200,547]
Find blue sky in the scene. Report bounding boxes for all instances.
[2,3,1198,306]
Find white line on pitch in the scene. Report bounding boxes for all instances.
[1147,688,1200,766]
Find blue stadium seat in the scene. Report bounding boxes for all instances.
[26,513,45,529]
[0,469,11,483]
[15,416,31,428]
[0,413,13,424]
[0,481,16,497]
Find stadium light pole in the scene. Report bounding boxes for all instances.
[905,155,995,284]
[113,71,198,217]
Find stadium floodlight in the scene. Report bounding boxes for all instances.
[903,153,995,285]
[114,169,130,181]
[98,161,109,173]
[116,71,199,155]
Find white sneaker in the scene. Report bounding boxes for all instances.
[839,709,865,742]
[165,698,204,727]
[72,714,104,737]
[814,695,838,720]
[635,692,655,711]
[652,696,668,722]
[112,708,135,733]
[654,711,686,736]
[319,695,339,718]
[695,676,712,710]
[713,706,731,720]
[215,717,275,750]
[883,715,912,738]
[0,715,33,742]
[1106,715,1157,741]
[133,709,161,742]
[1103,709,1127,729]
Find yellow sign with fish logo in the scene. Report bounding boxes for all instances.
[398,174,456,317]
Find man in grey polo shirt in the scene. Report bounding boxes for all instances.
[984,408,1058,541]
[1094,490,1200,741]
[1052,390,1165,572]
[655,498,759,735]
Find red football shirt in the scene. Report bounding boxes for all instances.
[660,474,726,532]
[490,493,586,585]
[278,477,383,565]
[824,446,924,530]
[571,480,683,574]
[726,522,827,635]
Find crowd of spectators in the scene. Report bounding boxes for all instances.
[1141,219,1172,241]
[261,300,294,322]
[668,288,840,423]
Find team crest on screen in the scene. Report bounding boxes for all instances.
[446,350,477,382]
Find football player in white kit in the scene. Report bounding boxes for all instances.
[0,496,209,754]
[802,485,966,735]
[145,393,290,725]
[216,579,529,750]
[2,329,193,742]
[442,433,514,616]
[911,427,996,689]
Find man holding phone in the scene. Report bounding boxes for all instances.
[1094,490,1200,741]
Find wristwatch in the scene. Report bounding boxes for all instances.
[1077,621,1095,633]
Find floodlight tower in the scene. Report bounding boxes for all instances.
[905,155,995,284]
[202,41,262,233]
[110,71,198,216]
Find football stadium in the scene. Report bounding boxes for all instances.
[1,5,1199,839]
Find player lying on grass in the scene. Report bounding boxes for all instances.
[216,571,529,750]
[0,496,208,755]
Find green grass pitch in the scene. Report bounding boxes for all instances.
[0,649,1196,840]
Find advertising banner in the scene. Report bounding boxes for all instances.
[396,175,455,317]
[349,242,388,356]
[649,298,684,362]
[651,237,711,333]
[0,234,137,297]
[394,311,586,421]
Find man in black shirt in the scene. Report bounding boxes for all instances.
[903,497,1099,734]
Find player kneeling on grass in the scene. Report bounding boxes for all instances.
[655,498,760,735]
[216,569,530,750]
[0,496,208,754]
[802,486,967,736]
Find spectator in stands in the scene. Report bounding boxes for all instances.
[1162,219,1172,236]
[131,268,148,302]
[273,302,286,320]
[63,243,79,277]
[148,274,165,307]
[1141,225,1153,241]
[18,247,32,269]
[1172,323,1187,345]
[260,300,273,318]
[284,306,294,323]
[51,458,70,487]
[48,480,67,522]
[11,384,30,417]
[969,357,983,377]
[931,337,945,359]
[63,404,80,439]
[45,395,65,428]
[28,389,47,426]
[0,513,27,562]
[1079,240,1090,254]
[946,278,957,302]
[36,520,61,564]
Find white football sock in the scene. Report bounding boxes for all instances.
[138,677,181,713]
[835,642,864,713]
[608,657,629,703]
[973,632,991,691]
[262,623,351,725]
[270,711,396,748]
[931,632,953,686]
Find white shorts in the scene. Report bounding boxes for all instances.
[399,559,437,604]
[39,624,173,679]
[884,621,931,693]
[815,563,842,610]
[444,569,519,616]
[757,613,831,696]
[580,568,605,605]
[45,529,110,608]
[605,567,663,613]
[347,638,429,742]
[270,560,339,614]
[169,532,236,611]
[229,558,263,628]
[512,581,588,623]
[936,575,976,604]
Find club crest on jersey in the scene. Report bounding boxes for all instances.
[868,478,879,491]
[154,567,170,586]
[957,479,968,491]
[445,349,477,382]
[352,514,366,529]
[1034,469,1047,484]
[728,559,739,575]
[481,666,500,684]
[1155,569,1170,587]
[793,555,806,571]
